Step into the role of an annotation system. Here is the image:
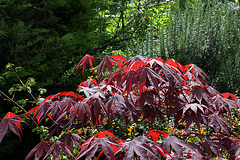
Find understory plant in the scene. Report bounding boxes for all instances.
[1,54,240,159]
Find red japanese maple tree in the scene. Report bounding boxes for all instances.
[1,54,240,159]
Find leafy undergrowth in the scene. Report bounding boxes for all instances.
[1,54,240,160]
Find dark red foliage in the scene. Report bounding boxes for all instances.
[77,78,98,89]
[98,55,126,78]
[75,54,94,75]
[201,136,227,156]
[115,138,158,159]
[106,93,139,125]
[25,141,49,160]
[222,92,239,101]
[76,131,119,160]
[145,129,169,141]
[0,112,27,143]
[68,101,92,127]
[163,133,203,158]
[76,137,118,160]
[207,112,233,135]
[1,54,240,159]
[60,133,82,152]
[43,141,74,160]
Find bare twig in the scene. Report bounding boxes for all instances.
[0,90,40,128]
[11,68,37,101]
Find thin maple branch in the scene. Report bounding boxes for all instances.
[71,1,169,64]
[10,68,37,101]
[111,13,139,40]
[0,90,40,128]
[111,0,168,40]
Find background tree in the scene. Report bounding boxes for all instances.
[127,0,240,93]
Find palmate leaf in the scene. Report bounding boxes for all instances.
[205,85,220,97]
[208,112,233,135]
[46,101,62,120]
[228,139,240,159]
[211,94,238,114]
[78,85,104,98]
[124,55,148,70]
[181,103,208,130]
[51,98,77,128]
[89,97,109,127]
[34,91,82,123]
[118,66,165,96]
[34,100,51,123]
[115,137,159,160]
[76,131,119,160]
[25,141,49,160]
[133,136,172,159]
[139,90,163,123]
[125,93,141,126]
[23,106,38,119]
[165,58,184,73]
[77,78,98,89]
[91,130,119,140]
[23,106,53,124]
[141,104,162,124]
[68,101,92,127]
[184,64,209,84]
[221,92,238,101]
[35,98,76,123]
[201,136,227,156]
[100,78,123,96]
[144,130,168,141]
[137,67,164,94]
[75,54,94,75]
[60,133,82,152]
[0,112,27,143]
[168,101,207,130]
[58,97,76,116]
[76,137,118,160]
[106,93,139,125]
[118,70,138,95]
[188,85,211,105]
[43,141,74,160]
[147,59,183,90]
[98,55,126,78]
[110,55,126,67]
[163,133,202,158]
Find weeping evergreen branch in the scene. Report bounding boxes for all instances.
[127,0,240,93]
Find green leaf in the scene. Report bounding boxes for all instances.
[6,63,14,70]
[26,77,36,86]
[38,88,47,95]
[15,67,22,72]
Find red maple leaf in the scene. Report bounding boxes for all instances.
[145,129,168,141]
[0,112,27,143]
[75,54,94,75]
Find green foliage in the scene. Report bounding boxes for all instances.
[0,65,46,159]
[0,0,110,92]
[127,0,240,93]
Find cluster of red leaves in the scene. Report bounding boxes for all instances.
[1,54,240,159]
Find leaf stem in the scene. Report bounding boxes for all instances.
[11,68,37,101]
[0,90,40,128]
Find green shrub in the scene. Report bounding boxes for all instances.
[128,0,240,93]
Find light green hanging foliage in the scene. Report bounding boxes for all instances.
[127,0,240,93]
